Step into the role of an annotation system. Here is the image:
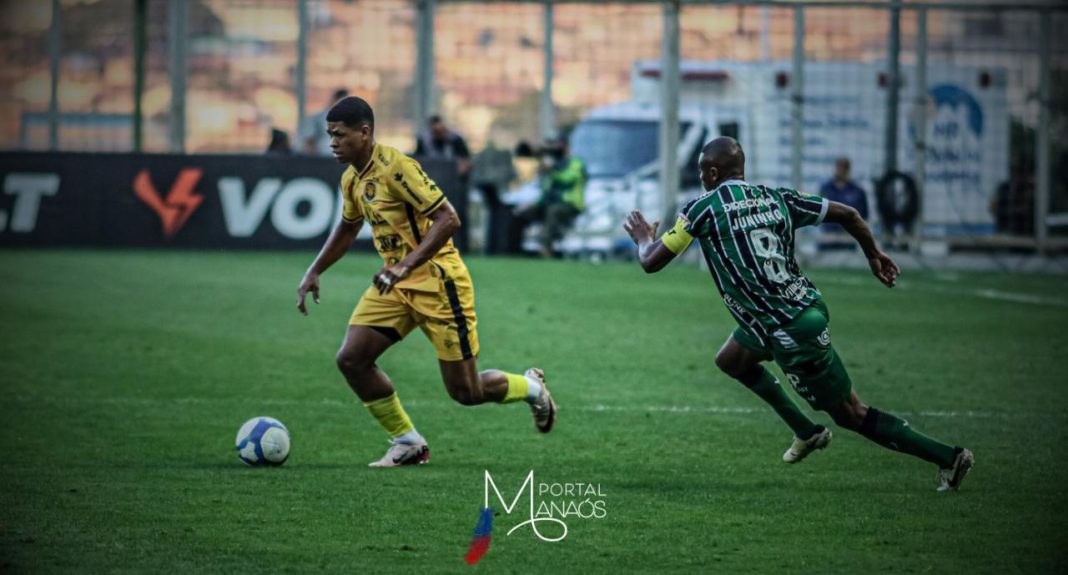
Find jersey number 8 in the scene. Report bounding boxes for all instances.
[749,228,790,284]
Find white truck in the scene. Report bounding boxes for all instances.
[507,60,1008,256]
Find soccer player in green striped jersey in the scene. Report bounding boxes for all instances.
[624,137,973,491]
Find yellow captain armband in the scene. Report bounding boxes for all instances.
[660,217,694,254]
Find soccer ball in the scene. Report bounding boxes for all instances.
[235,416,290,466]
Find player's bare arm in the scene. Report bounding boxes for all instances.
[624,210,676,273]
[373,200,461,295]
[823,201,899,288]
[297,217,364,315]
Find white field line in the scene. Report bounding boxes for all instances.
[971,288,1068,307]
[818,276,1068,308]
[9,394,1018,418]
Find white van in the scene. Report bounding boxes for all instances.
[506,59,1007,256]
[505,101,741,258]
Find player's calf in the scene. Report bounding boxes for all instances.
[446,384,485,406]
[830,395,965,482]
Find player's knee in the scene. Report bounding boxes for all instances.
[335,349,373,376]
[714,350,744,379]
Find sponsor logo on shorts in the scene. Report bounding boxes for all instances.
[817,327,831,347]
[786,374,815,403]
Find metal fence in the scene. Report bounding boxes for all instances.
[1,0,1065,253]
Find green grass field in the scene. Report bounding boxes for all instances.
[1,250,1066,573]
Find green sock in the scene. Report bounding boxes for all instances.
[741,367,819,439]
[860,407,957,468]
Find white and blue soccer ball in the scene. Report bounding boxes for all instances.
[235,416,290,466]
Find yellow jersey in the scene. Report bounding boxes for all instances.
[340,144,467,292]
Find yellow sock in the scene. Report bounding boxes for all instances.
[501,372,529,404]
[363,392,415,437]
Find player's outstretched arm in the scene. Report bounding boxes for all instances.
[297,218,362,315]
[373,201,461,295]
[823,201,899,288]
[623,210,677,274]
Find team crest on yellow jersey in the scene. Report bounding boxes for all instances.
[363,181,377,201]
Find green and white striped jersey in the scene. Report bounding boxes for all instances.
[662,179,829,346]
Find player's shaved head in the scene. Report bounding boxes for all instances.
[700,137,745,176]
[698,137,745,191]
[327,96,375,130]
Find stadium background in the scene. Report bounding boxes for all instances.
[1,1,1067,573]
[2,0,1067,256]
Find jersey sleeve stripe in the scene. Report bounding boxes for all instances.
[789,196,823,215]
[420,194,446,215]
[815,197,830,225]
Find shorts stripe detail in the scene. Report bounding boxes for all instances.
[405,203,423,244]
[443,280,473,360]
[771,329,798,349]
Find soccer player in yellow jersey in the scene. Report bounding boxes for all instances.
[296,97,556,467]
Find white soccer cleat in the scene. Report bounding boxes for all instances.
[937,447,974,491]
[368,438,430,468]
[526,368,557,433]
[782,426,832,464]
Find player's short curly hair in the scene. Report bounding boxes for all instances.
[327,96,375,129]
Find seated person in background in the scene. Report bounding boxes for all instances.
[414,115,472,186]
[513,138,587,258]
[819,157,869,247]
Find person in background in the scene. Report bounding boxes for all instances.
[414,116,474,252]
[415,115,472,185]
[301,88,349,156]
[266,128,292,155]
[513,137,587,258]
[471,140,518,254]
[819,157,869,236]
